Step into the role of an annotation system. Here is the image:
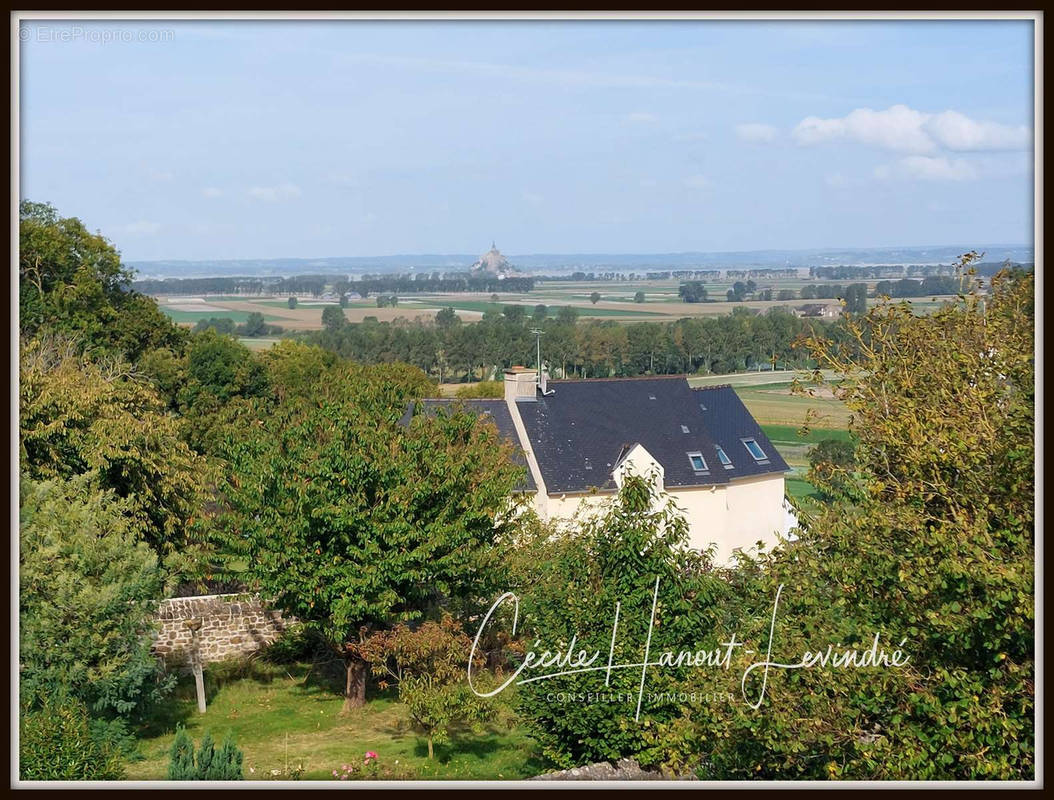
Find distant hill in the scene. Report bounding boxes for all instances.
[127,244,1034,279]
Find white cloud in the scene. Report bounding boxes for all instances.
[146,168,174,182]
[625,111,658,124]
[201,187,223,198]
[925,110,1032,151]
[248,183,302,202]
[824,172,849,188]
[794,105,934,152]
[793,104,1030,154]
[682,175,709,189]
[874,156,978,182]
[735,123,778,143]
[522,190,544,207]
[899,156,977,181]
[119,221,162,236]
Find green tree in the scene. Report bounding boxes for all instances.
[556,306,579,326]
[19,477,172,718]
[221,390,525,711]
[843,283,868,315]
[435,306,459,329]
[19,201,185,362]
[634,291,646,303]
[287,296,298,309]
[20,339,212,572]
[339,293,350,308]
[589,291,601,304]
[359,615,489,759]
[503,305,526,324]
[193,317,236,335]
[20,696,125,780]
[513,473,723,768]
[656,257,1034,779]
[321,305,347,332]
[259,340,336,402]
[678,282,707,303]
[242,311,267,337]
[807,437,857,502]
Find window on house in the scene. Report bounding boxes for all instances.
[742,438,768,461]
[699,402,708,412]
[648,394,657,400]
[680,425,690,434]
[687,452,708,472]
[715,445,733,468]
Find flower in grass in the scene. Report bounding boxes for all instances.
[364,751,378,762]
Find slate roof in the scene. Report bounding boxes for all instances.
[515,377,788,494]
[401,378,788,497]
[400,399,536,491]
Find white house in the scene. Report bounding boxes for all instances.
[406,368,794,564]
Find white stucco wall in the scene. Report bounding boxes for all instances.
[532,472,789,566]
[674,473,788,563]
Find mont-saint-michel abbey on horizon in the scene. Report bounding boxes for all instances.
[470,241,519,279]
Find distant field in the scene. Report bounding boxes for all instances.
[761,424,854,445]
[405,298,664,318]
[160,308,283,324]
[238,337,281,351]
[154,282,952,330]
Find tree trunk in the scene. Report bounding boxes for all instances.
[427,734,434,760]
[342,655,367,713]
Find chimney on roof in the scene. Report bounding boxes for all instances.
[503,366,538,403]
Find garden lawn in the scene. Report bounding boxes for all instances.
[125,661,541,781]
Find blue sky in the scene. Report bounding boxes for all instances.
[20,18,1035,262]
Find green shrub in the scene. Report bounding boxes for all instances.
[213,733,244,780]
[20,697,124,780]
[167,727,196,780]
[454,380,504,399]
[167,728,243,780]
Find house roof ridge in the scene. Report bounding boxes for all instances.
[548,374,688,384]
[692,383,733,391]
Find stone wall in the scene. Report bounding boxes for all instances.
[153,593,295,669]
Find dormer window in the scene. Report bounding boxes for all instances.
[680,425,690,434]
[687,452,708,473]
[715,445,733,468]
[742,438,768,462]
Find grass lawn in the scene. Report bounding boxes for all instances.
[785,475,819,501]
[761,424,855,446]
[125,661,542,781]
